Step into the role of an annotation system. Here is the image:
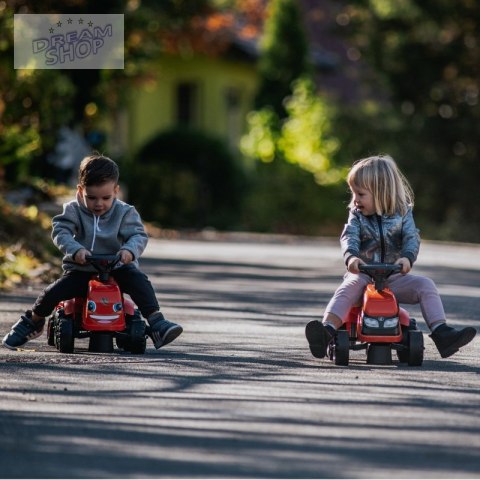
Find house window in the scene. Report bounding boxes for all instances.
[176,82,197,126]
[225,87,242,149]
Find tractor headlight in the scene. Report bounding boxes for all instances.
[383,317,399,328]
[363,316,379,328]
[87,300,96,312]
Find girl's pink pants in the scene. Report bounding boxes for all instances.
[324,272,445,330]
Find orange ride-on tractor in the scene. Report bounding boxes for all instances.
[47,254,147,354]
[328,263,424,366]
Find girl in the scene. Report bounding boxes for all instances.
[305,154,476,359]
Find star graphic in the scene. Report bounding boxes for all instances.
[67,18,73,24]
[49,27,54,34]
[57,21,62,27]
[88,21,93,27]
[79,18,84,24]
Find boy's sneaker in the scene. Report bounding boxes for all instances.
[305,320,336,358]
[2,311,45,350]
[148,313,183,349]
[430,323,476,358]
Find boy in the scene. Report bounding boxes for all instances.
[2,154,182,350]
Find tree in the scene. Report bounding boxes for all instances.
[254,0,311,118]
[240,0,346,234]
[337,0,480,240]
[242,77,343,184]
[0,0,218,184]
[242,0,342,184]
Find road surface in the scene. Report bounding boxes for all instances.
[0,235,479,478]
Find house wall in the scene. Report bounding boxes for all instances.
[125,54,259,157]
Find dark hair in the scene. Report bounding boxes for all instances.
[78,154,119,187]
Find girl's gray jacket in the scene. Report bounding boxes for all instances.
[340,207,420,267]
[52,193,148,272]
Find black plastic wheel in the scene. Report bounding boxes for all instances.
[397,318,417,363]
[333,330,349,366]
[407,330,424,366]
[56,314,74,353]
[129,322,147,354]
[46,316,55,346]
[116,310,147,354]
[125,310,147,354]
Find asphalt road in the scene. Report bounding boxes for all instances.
[0,235,479,479]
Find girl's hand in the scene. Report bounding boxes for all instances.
[118,249,133,265]
[74,248,91,265]
[395,257,411,274]
[347,257,364,274]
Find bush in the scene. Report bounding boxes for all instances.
[127,127,246,230]
[241,159,347,236]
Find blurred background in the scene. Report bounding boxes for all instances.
[1,0,480,285]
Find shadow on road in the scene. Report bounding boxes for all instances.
[1,346,480,479]
[1,241,479,478]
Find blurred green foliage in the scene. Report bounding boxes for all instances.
[243,77,346,184]
[241,0,348,234]
[254,0,311,118]
[281,78,341,184]
[2,0,480,242]
[0,9,76,181]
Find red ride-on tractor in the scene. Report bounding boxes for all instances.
[47,254,147,354]
[328,263,424,367]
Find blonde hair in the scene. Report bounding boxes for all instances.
[347,154,414,216]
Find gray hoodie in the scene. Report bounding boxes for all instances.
[52,192,148,272]
[340,207,420,267]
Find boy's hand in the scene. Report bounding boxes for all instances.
[118,249,133,265]
[395,257,411,274]
[74,248,91,265]
[347,257,364,274]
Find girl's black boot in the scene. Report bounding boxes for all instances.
[429,324,476,358]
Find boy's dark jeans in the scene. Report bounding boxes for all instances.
[32,264,159,320]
